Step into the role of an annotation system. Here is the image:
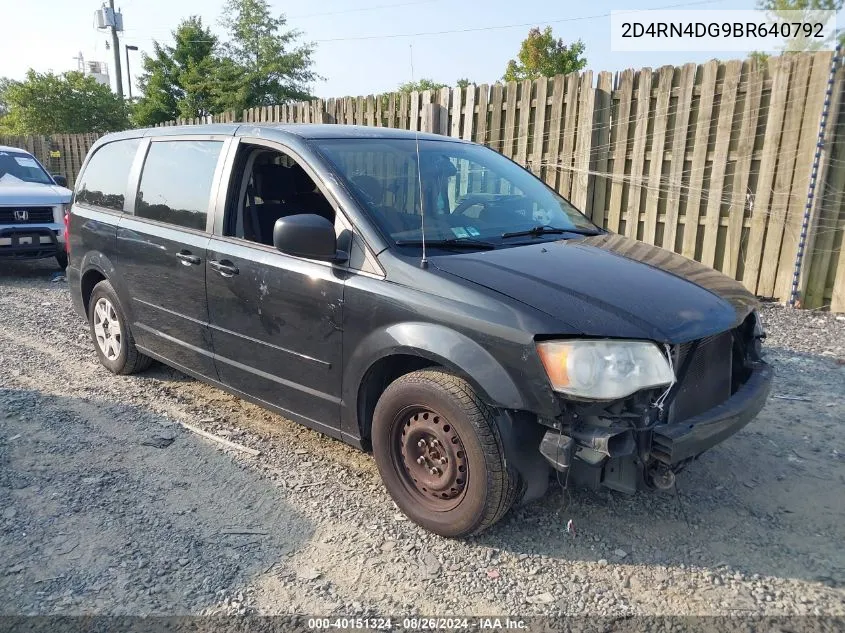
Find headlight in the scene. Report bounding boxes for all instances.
[536,339,675,400]
[56,203,70,224]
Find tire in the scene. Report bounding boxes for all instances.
[55,251,68,270]
[371,369,519,538]
[88,280,152,375]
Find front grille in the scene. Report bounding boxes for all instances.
[0,206,56,224]
[667,331,733,423]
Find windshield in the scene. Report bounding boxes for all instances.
[0,150,54,186]
[314,139,599,250]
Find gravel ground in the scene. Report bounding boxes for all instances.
[1,258,844,618]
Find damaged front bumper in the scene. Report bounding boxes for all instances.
[651,360,773,464]
[538,359,773,493]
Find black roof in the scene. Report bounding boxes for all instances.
[95,123,472,148]
[250,124,469,143]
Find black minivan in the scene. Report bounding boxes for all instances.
[67,124,772,537]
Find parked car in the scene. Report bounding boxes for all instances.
[0,145,71,269]
[66,125,772,537]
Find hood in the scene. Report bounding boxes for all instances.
[430,233,758,343]
[0,180,72,206]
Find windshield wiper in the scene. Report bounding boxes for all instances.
[394,238,496,250]
[501,225,601,239]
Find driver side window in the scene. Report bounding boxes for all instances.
[224,144,335,246]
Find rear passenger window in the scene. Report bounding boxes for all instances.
[76,138,140,212]
[134,140,223,231]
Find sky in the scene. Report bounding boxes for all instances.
[0,0,824,99]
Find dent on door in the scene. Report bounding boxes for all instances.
[205,240,346,432]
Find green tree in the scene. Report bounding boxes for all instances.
[397,78,446,92]
[456,78,471,89]
[214,0,317,112]
[133,16,218,126]
[132,41,179,126]
[170,17,219,119]
[0,70,128,135]
[0,77,11,117]
[754,0,843,54]
[504,27,586,82]
[0,77,11,132]
[0,78,10,133]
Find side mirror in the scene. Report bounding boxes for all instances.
[52,174,68,187]
[273,214,348,263]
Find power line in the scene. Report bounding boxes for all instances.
[289,0,439,20]
[310,0,725,43]
[120,0,727,44]
[120,0,441,36]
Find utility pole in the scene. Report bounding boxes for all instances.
[108,0,123,98]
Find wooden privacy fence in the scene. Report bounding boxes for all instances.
[6,53,845,310]
[172,53,845,310]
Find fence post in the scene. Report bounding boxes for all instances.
[790,45,843,307]
[420,103,442,134]
[437,87,451,136]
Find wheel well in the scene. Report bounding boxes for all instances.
[357,354,437,444]
[80,269,106,316]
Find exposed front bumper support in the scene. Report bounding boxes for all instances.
[651,360,773,464]
[538,360,773,493]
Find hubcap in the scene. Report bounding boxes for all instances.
[397,409,467,510]
[93,297,122,361]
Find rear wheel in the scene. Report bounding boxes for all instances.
[88,280,152,375]
[371,369,519,537]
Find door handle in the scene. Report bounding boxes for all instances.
[176,250,201,266]
[209,259,239,277]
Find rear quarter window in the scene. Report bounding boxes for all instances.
[133,140,223,231]
[76,138,141,211]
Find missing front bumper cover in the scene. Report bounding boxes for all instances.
[538,360,773,493]
[651,361,773,464]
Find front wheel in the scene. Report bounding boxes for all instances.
[371,369,519,537]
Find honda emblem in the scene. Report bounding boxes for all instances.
[13,209,29,222]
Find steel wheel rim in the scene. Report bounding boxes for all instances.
[93,297,122,361]
[392,407,468,512]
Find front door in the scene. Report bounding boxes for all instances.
[116,136,229,378]
[205,240,345,431]
[206,140,345,433]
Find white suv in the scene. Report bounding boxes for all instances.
[0,145,71,269]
